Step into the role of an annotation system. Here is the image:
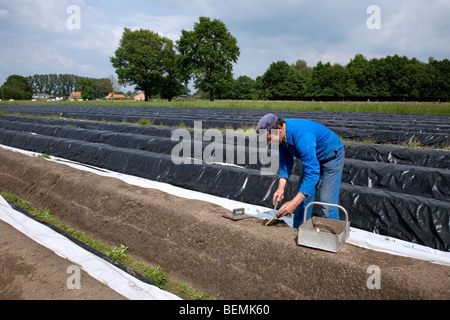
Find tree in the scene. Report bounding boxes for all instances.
[108,74,122,94]
[94,78,114,99]
[1,75,33,100]
[233,75,256,100]
[262,61,304,100]
[383,54,412,99]
[291,59,313,93]
[77,78,94,100]
[345,54,369,98]
[176,16,240,101]
[365,57,389,99]
[307,62,347,99]
[27,74,79,97]
[252,76,265,100]
[406,58,431,100]
[290,60,312,98]
[429,58,450,101]
[160,46,185,101]
[111,28,181,101]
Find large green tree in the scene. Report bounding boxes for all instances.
[262,61,304,99]
[1,75,33,100]
[345,54,369,98]
[428,58,450,101]
[176,17,240,101]
[306,61,347,99]
[77,78,95,100]
[160,46,185,101]
[232,75,256,100]
[94,78,115,99]
[111,28,182,101]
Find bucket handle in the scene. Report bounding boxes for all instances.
[303,201,350,239]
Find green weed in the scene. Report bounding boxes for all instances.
[0,191,215,300]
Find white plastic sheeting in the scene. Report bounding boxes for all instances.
[0,196,181,300]
[1,144,449,272]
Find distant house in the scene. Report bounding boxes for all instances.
[105,92,125,100]
[32,93,50,100]
[134,92,145,101]
[69,92,82,100]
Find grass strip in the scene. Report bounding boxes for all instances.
[0,191,216,300]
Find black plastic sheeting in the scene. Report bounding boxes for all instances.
[1,114,448,169]
[343,159,450,202]
[344,142,450,169]
[0,127,273,204]
[0,113,449,251]
[339,185,449,252]
[1,104,449,148]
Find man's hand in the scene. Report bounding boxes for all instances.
[273,178,287,206]
[273,189,284,206]
[276,193,305,218]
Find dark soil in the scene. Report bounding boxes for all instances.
[0,218,125,300]
[0,148,448,300]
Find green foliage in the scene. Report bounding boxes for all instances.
[26,74,113,99]
[307,61,347,99]
[111,28,183,101]
[160,65,185,101]
[345,54,369,97]
[137,118,152,126]
[27,74,78,97]
[428,57,450,101]
[230,75,257,100]
[219,54,450,102]
[105,244,130,264]
[133,262,168,287]
[1,75,33,100]
[262,61,303,99]
[176,16,240,101]
[77,78,95,100]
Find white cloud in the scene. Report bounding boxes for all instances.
[117,11,191,42]
[11,0,68,33]
[0,0,449,82]
[53,52,89,71]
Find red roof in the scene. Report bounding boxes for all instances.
[106,92,125,99]
[70,92,81,98]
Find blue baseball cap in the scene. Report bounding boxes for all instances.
[256,113,278,134]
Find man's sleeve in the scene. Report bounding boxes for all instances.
[278,145,293,179]
[296,133,320,197]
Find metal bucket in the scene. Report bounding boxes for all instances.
[297,202,350,253]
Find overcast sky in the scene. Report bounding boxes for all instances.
[1,0,449,89]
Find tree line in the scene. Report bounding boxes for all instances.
[218,55,450,102]
[27,74,121,100]
[0,74,125,100]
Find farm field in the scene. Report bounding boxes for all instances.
[0,103,448,250]
[0,102,449,299]
[0,147,449,300]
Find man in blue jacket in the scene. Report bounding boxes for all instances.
[256,113,345,228]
